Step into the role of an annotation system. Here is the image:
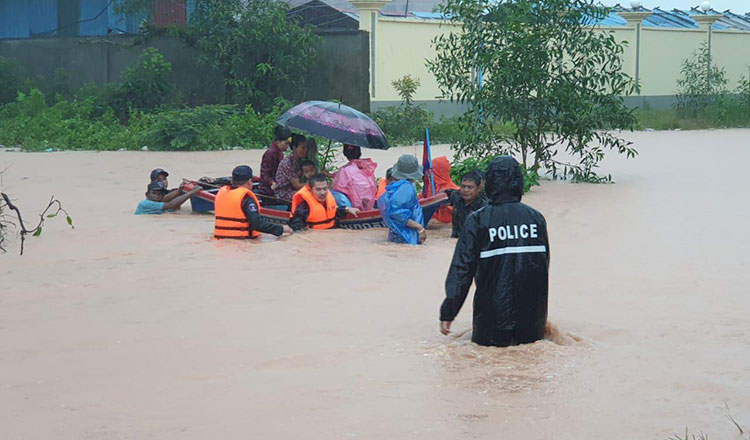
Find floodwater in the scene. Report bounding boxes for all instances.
[1,129,750,439]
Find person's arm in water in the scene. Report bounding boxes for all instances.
[336,206,359,219]
[162,189,182,203]
[289,202,310,231]
[440,212,480,335]
[163,187,201,211]
[242,196,291,236]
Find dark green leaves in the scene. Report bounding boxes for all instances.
[429,0,638,182]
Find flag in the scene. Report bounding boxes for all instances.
[422,126,436,198]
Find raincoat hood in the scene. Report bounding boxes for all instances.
[485,156,523,205]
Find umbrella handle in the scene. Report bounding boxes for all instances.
[321,140,332,171]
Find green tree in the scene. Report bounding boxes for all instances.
[0,57,28,105]
[428,0,637,182]
[675,41,728,115]
[114,47,175,111]
[120,0,320,112]
[735,66,750,110]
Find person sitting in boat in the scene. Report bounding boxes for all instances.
[274,134,309,202]
[149,168,183,203]
[135,181,200,215]
[214,165,293,239]
[333,144,378,211]
[377,155,426,245]
[289,174,360,231]
[375,167,394,201]
[300,159,316,184]
[258,125,292,196]
[444,170,488,238]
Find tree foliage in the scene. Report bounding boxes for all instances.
[675,41,729,115]
[428,0,638,182]
[114,47,175,111]
[0,57,30,105]
[120,0,320,112]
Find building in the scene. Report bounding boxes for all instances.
[0,0,193,39]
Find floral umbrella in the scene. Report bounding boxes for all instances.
[277,101,390,150]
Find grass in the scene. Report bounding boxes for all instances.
[634,106,750,131]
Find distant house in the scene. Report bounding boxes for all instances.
[0,0,194,39]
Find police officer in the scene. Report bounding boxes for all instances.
[439,156,550,347]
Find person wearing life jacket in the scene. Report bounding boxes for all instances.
[375,167,394,201]
[214,165,293,239]
[289,174,360,231]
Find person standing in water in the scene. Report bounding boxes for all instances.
[214,165,293,239]
[439,156,550,346]
[444,171,488,238]
[378,155,425,245]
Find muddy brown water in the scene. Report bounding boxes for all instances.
[2,130,749,439]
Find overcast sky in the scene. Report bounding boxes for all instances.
[601,1,749,13]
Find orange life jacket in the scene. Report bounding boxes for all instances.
[291,185,338,230]
[214,186,261,239]
[376,178,387,200]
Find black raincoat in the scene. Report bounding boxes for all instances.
[440,156,550,346]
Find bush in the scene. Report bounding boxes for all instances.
[373,104,432,145]
[111,47,175,113]
[0,57,29,105]
[675,42,729,116]
[0,89,130,150]
[132,103,284,151]
[450,156,539,194]
[0,88,284,151]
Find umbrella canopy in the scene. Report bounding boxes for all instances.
[277,101,390,150]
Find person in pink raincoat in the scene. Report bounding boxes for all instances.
[333,144,378,211]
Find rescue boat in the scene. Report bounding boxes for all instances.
[182,180,448,229]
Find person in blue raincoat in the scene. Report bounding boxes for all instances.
[377,155,426,244]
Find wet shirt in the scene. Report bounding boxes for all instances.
[135,199,164,215]
[446,190,488,238]
[259,143,284,195]
[274,155,301,201]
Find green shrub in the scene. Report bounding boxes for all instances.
[450,155,539,194]
[0,57,29,105]
[0,88,131,150]
[675,42,729,116]
[373,104,433,145]
[112,47,175,112]
[0,88,283,151]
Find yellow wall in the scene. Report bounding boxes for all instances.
[373,17,462,102]
[370,17,750,104]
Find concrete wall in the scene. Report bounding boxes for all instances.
[0,31,371,111]
[368,16,750,115]
[373,17,461,103]
[305,30,370,112]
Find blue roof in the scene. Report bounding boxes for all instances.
[609,4,750,30]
